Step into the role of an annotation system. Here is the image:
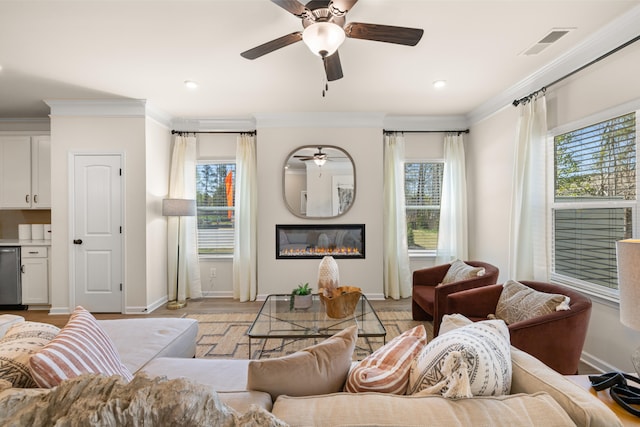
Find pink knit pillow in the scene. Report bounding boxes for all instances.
[344,325,427,394]
[29,306,133,388]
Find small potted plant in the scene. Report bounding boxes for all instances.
[290,282,313,310]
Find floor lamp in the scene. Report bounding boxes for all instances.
[616,239,640,375]
[163,198,196,310]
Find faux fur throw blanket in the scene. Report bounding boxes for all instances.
[0,374,288,427]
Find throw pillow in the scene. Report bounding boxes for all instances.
[439,313,474,335]
[0,321,60,388]
[407,320,511,398]
[247,325,357,400]
[344,325,427,394]
[29,306,133,388]
[494,280,570,325]
[441,259,486,284]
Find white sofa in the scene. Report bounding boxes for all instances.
[0,314,623,426]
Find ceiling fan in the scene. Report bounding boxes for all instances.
[240,0,424,83]
[294,146,329,165]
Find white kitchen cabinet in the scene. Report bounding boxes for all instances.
[0,135,51,209]
[21,246,49,304]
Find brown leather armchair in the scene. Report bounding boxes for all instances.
[446,280,592,375]
[411,261,499,337]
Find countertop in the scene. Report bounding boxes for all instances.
[0,239,51,247]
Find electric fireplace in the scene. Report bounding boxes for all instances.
[276,224,365,259]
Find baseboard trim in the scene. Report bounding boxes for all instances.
[581,350,617,373]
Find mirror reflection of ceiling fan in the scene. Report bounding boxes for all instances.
[240,0,424,90]
[294,146,329,166]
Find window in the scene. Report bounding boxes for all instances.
[551,112,636,294]
[196,162,236,255]
[405,162,444,253]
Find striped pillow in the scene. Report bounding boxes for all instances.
[344,325,427,394]
[29,306,133,388]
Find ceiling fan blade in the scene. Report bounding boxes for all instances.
[271,0,309,17]
[345,22,424,46]
[240,32,303,59]
[329,0,358,15]
[323,51,343,81]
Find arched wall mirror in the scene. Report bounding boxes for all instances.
[283,145,356,218]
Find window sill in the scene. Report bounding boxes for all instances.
[549,274,619,308]
[198,254,233,260]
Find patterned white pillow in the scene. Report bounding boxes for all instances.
[0,321,60,388]
[441,260,486,284]
[407,320,511,397]
[29,306,133,388]
[344,325,427,394]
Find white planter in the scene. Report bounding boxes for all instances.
[293,294,313,310]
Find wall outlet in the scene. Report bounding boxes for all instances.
[210,268,216,278]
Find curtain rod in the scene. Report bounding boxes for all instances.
[171,130,256,136]
[383,129,469,135]
[513,33,640,107]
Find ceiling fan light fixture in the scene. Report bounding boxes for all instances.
[314,157,327,166]
[302,22,345,57]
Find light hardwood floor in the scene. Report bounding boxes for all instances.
[0,297,412,328]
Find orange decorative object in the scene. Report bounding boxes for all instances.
[319,286,362,319]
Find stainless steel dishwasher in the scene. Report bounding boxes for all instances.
[0,246,23,307]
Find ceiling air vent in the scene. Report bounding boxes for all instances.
[521,28,574,56]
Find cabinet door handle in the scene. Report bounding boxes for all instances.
[34,194,38,203]
[25,194,30,203]
[20,265,25,274]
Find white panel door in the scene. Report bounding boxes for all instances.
[73,154,123,312]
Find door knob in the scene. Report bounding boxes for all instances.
[73,239,83,245]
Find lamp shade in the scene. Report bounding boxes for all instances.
[302,22,345,57]
[162,198,196,217]
[616,239,640,330]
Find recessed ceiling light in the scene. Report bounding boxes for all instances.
[184,80,198,89]
[433,80,447,89]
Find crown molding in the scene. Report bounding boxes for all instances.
[171,117,257,132]
[383,115,468,132]
[468,4,640,125]
[254,112,385,128]
[45,98,147,117]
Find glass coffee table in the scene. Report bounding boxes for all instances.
[247,293,386,359]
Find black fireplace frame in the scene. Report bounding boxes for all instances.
[276,224,365,259]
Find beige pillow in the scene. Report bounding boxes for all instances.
[247,325,357,400]
[441,259,485,284]
[344,325,427,394]
[0,321,60,388]
[495,280,570,325]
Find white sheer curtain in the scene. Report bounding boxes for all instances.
[436,133,469,263]
[383,133,412,299]
[233,133,258,302]
[168,135,202,300]
[509,95,548,280]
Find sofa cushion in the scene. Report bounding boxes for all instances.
[0,314,25,338]
[510,346,622,427]
[98,317,198,373]
[441,259,486,284]
[29,306,133,388]
[495,280,570,325]
[407,319,511,397]
[272,392,577,427]
[247,325,357,400]
[0,321,60,388]
[139,357,273,412]
[345,324,427,394]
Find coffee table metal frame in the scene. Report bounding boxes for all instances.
[247,293,386,359]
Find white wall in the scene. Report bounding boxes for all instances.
[145,118,172,310]
[468,41,640,372]
[257,127,384,298]
[49,114,149,314]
